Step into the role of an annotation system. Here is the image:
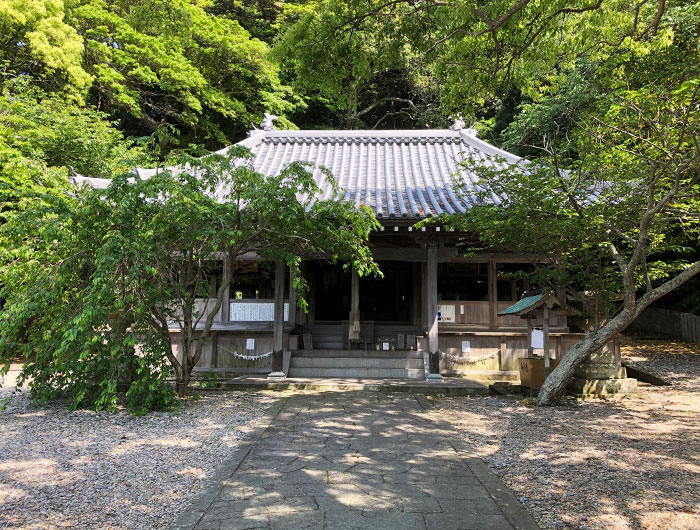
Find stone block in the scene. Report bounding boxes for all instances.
[574,364,627,379]
[587,345,618,365]
[568,377,637,396]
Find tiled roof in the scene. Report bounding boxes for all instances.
[240,129,519,219]
[72,128,522,219]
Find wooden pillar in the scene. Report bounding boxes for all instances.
[499,336,507,371]
[488,259,497,329]
[426,243,442,381]
[527,314,533,356]
[543,303,551,377]
[421,261,428,329]
[348,265,360,342]
[289,266,296,328]
[269,259,286,378]
[211,331,219,369]
[412,262,421,327]
[221,257,231,322]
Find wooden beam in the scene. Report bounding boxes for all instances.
[421,261,428,329]
[211,331,218,369]
[351,266,360,313]
[427,245,438,354]
[370,247,458,262]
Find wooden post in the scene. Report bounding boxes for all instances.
[421,261,428,329]
[426,243,443,381]
[543,303,551,377]
[412,262,421,326]
[288,266,296,328]
[269,259,286,379]
[348,265,360,344]
[488,259,498,329]
[221,257,231,322]
[499,336,507,371]
[527,314,533,356]
[211,331,219,369]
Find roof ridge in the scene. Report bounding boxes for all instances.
[262,129,461,138]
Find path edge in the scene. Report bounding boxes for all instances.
[415,394,541,530]
[168,395,289,530]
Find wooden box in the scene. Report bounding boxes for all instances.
[519,357,561,390]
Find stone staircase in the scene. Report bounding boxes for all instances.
[288,349,426,379]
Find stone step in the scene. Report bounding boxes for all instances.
[290,357,425,369]
[292,349,423,359]
[286,367,426,379]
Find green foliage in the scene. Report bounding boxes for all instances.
[114,148,379,399]
[277,0,694,122]
[0,0,92,97]
[0,78,150,178]
[0,147,378,410]
[446,53,700,326]
[209,0,308,43]
[67,0,298,151]
[0,176,176,413]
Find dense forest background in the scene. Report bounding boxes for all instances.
[1,0,698,312]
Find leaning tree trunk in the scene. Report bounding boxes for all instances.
[537,259,700,406]
[536,308,634,406]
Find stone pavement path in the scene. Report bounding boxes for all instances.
[171,392,539,530]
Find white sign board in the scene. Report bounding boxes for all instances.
[437,304,456,322]
[531,329,544,349]
[230,302,289,322]
[461,340,471,353]
[246,338,255,350]
[382,342,390,351]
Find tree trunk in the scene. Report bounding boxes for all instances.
[538,259,700,406]
[538,304,637,405]
[535,324,619,406]
[176,366,190,398]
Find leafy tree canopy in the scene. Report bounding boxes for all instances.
[70,0,301,151]
[1,78,150,178]
[0,0,91,97]
[444,9,700,403]
[0,147,379,409]
[277,0,687,122]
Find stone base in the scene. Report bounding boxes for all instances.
[568,376,638,396]
[267,371,287,381]
[574,364,627,379]
[426,373,444,383]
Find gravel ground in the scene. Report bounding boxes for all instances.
[434,337,700,530]
[0,376,276,530]
[2,338,698,530]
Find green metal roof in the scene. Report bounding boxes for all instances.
[497,294,548,316]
